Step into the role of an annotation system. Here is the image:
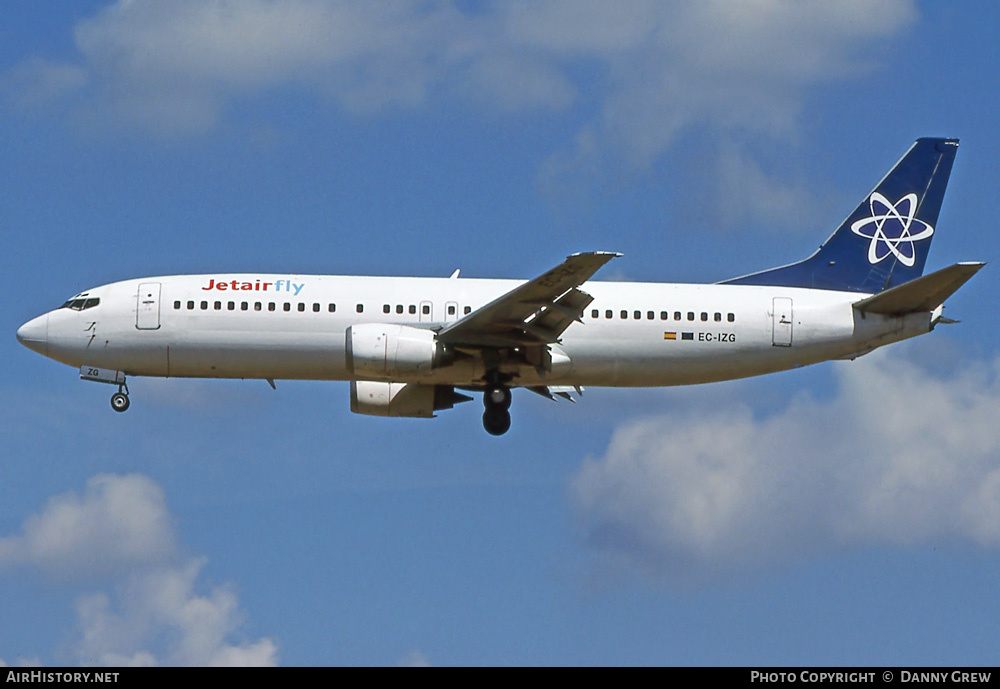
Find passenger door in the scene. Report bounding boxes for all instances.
[772,297,792,347]
[136,283,162,330]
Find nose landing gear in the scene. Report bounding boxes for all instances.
[110,382,130,413]
[80,367,132,413]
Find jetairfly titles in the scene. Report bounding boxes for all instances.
[201,278,305,295]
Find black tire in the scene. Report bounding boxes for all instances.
[482,408,511,436]
[110,392,130,413]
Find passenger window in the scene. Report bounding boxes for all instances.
[687,312,694,321]
[674,311,681,321]
[728,313,735,322]
[313,303,320,312]
[422,305,430,315]
[241,302,248,311]
[329,304,336,313]
[647,311,654,320]
[357,304,364,313]
[621,310,628,319]
[592,309,599,319]
[268,302,275,312]
[464,306,472,315]
[701,312,708,321]
[228,301,235,310]
[634,310,641,320]
[201,301,208,310]
[174,301,181,310]
[396,305,404,314]
[254,302,262,311]
[383,304,391,314]
[298,303,305,312]
[187,301,195,310]
[214,301,221,310]
[606,310,613,319]
[448,305,456,316]
[714,312,721,322]
[409,305,417,315]
[283,303,291,312]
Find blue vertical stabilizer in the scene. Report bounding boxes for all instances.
[722,138,958,293]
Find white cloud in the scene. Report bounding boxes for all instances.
[74,560,278,667]
[530,0,918,168]
[572,349,1000,578]
[8,0,469,132]
[3,1,919,229]
[7,1,917,143]
[0,474,176,578]
[2,58,88,109]
[675,140,833,234]
[397,649,432,667]
[0,657,43,668]
[0,474,277,667]
[462,52,575,112]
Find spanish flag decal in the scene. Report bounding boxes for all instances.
[663,332,677,340]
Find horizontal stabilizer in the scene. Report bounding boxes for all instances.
[853,262,985,315]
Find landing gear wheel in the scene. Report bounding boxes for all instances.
[483,408,511,436]
[486,387,512,410]
[110,392,130,413]
[481,370,512,434]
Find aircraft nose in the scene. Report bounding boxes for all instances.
[16,313,49,356]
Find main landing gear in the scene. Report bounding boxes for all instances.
[482,374,512,436]
[110,381,130,413]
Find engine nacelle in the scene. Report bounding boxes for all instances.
[346,323,438,379]
[350,381,472,418]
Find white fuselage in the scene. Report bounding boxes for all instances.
[21,273,933,388]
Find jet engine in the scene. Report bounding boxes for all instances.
[350,381,472,418]
[346,324,439,378]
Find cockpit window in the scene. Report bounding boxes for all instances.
[60,297,100,311]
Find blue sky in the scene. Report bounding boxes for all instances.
[2,1,999,666]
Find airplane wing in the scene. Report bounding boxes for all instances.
[437,251,621,348]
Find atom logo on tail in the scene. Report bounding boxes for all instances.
[851,192,934,267]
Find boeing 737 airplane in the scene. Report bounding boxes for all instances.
[17,138,983,435]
